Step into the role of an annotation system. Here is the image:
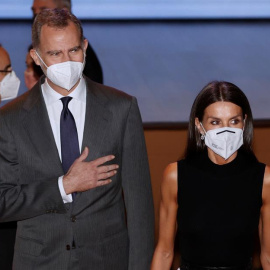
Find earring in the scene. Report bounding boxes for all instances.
[201,134,205,140]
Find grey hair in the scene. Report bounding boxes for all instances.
[32,8,83,49]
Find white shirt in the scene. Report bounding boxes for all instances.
[41,78,87,203]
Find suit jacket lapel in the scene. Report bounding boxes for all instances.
[22,80,64,177]
[74,78,112,205]
[81,79,112,161]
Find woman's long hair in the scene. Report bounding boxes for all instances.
[185,81,256,160]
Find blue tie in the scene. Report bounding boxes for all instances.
[60,97,80,198]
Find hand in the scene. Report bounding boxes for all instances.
[63,147,118,194]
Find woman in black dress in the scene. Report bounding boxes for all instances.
[151,81,270,270]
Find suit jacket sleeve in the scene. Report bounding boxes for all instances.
[121,97,155,269]
[0,112,66,222]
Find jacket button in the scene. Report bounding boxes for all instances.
[66,245,71,250]
[71,216,76,222]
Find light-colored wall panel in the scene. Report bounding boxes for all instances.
[1,0,270,19]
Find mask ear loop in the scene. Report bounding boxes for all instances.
[199,122,207,140]
[35,50,48,69]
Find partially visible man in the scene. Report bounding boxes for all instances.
[31,0,104,84]
[0,46,20,104]
[0,9,154,270]
[0,44,20,269]
[31,0,69,14]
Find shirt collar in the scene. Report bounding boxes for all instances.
[42,77,86,106]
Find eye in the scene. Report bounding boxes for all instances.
[231,118,241,125]
[210,120,220,125]
[50,52,60,56]
[70,47,81,54]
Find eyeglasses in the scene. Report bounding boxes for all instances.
[0,65,12,74]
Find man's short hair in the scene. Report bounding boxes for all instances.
[32,8,83,49]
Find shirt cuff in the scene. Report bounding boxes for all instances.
[58,176,73,203]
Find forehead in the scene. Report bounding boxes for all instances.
[39,22,81,51]
[32,0,57,9]
[0,47,11,70]
[203,101,242,118]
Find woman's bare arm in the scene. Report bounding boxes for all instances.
[151,162,178,270]
[260,165,270,270]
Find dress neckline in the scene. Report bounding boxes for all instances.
[187,150,254,177]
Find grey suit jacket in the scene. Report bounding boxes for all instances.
[0,77,154,270]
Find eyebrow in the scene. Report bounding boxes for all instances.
[69,46,82,51]
[46,50,62,55]
[46,46,82,55]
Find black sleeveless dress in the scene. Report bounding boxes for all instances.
[177,150,265,267]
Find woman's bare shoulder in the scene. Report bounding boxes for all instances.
[163,162,177,182]
[264,165,270,185]
[161,162,178,196]
[262,165,270,203]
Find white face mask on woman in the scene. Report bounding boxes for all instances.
[200,123,243,160]
[35,51,84,91]
[0,70,20,101]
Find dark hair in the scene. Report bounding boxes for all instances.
[32,8,84,49]
[185,81,256,159]
[55,0,71,11]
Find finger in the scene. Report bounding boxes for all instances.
[97,164,119,173]
[98,170,117,180]
[77,147,89,162]
[96,179,112,187]
[93,155,115,166]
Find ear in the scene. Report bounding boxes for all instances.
[30,49,41,66]
[83,39,88,53]
[195,117,204,135]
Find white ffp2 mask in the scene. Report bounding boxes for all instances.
[0,70,20,101]
[35,51,84,91]
[201,123,243,160]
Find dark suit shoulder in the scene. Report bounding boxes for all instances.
[0,81,42,121]
[84,76,134,105]
[0,91,30,116]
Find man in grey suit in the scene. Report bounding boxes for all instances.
[0,9,154,270]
